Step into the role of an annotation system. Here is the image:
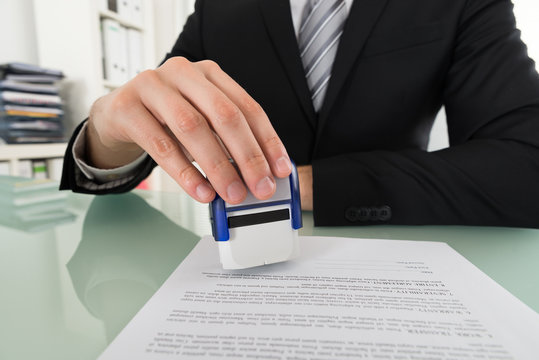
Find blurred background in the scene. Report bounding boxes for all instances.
[0,0,537,190]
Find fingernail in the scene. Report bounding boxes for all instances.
[256,176,275,198]
[227,180,246,203]
[196,183,213,200]
[276,156,292,174]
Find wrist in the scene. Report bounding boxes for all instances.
[86,111,144,169]
[298,165,313,211]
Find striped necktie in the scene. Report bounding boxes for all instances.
[299,0,347,112]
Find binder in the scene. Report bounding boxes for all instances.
[18,160,32,178]
[131,0,144,27]
[101,19,128,84]
[117,0,131,21]
[4,74,61,83]
[127,29,144,79]
[0,62,63,78]
[118,25,129,83]
[99,0,109,12]
[0,80,59,94]
[116,0,143,26]
[32,160,47,180]
[1,91,62,106]
[46,158,64,181]
[2,105,64,116]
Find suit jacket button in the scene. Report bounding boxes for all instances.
[358,207,369,221]
[345,207,359,222]
[379,206,392,221]
[368,207,379,221]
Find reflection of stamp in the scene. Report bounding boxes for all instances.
[210,163,302,269]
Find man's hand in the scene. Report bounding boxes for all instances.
[86,57,292,204]
[298,165,313,211]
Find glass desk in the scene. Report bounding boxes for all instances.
[1,190,538,360]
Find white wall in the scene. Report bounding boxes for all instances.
[514,0,539,66]
[0,0,38,64]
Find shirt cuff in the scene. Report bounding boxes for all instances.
[72,122,149,184]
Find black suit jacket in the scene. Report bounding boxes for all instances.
[62,0,539,227]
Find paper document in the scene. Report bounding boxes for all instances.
[99,236,539,359]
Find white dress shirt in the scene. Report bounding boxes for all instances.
[73,0,353,186]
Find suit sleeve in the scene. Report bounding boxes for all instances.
[313,0,539,227]
[60,0,207,194]
[59,119,157,194]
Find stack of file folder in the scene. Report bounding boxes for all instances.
[0,63,66,144]
[0,175,75,232]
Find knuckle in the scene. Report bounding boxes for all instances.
[177,164,200,187]
[263,135,283,150]
[135,69,159,85]
[172,108,204,134]
[110,70,159,113]
[198,59,221,73]
[244,152,267,170]
[109,90,135,114]
[163,56,192,73]
[214,99,242,126]
[240,93,264,115]
[151,136,178,158]
[211,157,232,174]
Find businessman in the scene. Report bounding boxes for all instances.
[61,0,539,227]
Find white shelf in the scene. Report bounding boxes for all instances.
[0,143,67,177]
[0,143,67,161]
[99,9,144,31]
[103,79,122,90]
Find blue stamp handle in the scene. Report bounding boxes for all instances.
[209,160,302,241]
[289,160,303,230]
[210,194,229,241]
